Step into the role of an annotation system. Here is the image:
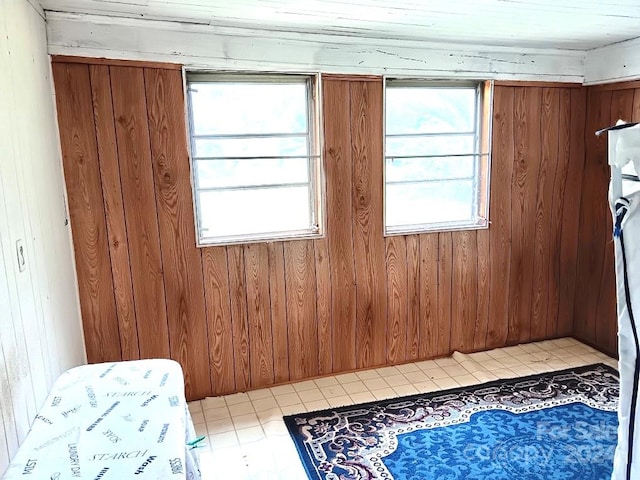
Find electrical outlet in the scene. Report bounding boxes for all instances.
[16,239,26,272]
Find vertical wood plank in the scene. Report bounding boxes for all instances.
[437,232,453,356]
[486,86,513,349]
[244,243,274,388]
[633,89,640,121]
[574,90,612,344]
[110,65,170,359]
[450,231,477,353]
[314,238,333,375]
[419,234,439,358]
[284,240,319,380]
[89,64,139,360]
[322,79,357,372]
[530,87,559,341]
[405,235,421,360]
[508,87,541,345]
[268,242,289,383]
[52,63,122,363]
[227,245,250,390]
[350,79,387,368]
[475,229,490,351]
[557,88,586,338]
[385,236,408,363]
[546,88,577,338]
[145,68,211,399]
[202,247,236,395]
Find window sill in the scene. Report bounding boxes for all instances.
[196,230,324,248]
[384,219,489,237]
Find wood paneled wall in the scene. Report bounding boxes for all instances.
[52,57,587,400]
[573,81,640,357]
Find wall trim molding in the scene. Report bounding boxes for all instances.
[45,11,586,82]
[584,36,640,85]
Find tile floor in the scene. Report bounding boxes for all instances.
[187,337,617,480]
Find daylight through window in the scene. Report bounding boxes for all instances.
[187,74,322,246]
[384,80,491,234]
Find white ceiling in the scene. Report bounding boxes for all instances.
[41,0,640,50]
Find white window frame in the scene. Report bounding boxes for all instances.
[383,79,493,236]
[185,72,324,247]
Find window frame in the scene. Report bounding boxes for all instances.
[382,78,493,236]
[185,72,324,247]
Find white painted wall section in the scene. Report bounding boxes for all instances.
[584,37,640,85]
[46,12,586,82]
[0,0,86,475]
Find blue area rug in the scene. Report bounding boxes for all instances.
[284,364,619,480]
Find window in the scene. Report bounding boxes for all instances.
[187,74,322,246]
[384,80,491,234]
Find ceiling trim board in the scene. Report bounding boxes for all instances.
[584,36,640,85]
[45,12,586,83]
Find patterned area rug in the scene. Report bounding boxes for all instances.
[284,364,619,480]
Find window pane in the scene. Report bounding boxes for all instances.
[386,135,476,157]
[190,82,308,135]
[386,156,475,182]
[386,87,476,135]
[194,136,308,158]
[198,187,311,238]
[196,158,309,189]
[386,180,474,227]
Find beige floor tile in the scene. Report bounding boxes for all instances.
[356,369,380,380]
[270,384,296,395]
[224,392,251,406]
[292,380,318,392]
[487,348,511,359]
[414,380,438,392]
[422,366,449,380]
[208,431,239,448]
[384,374,411,387]
[349,392,376,404]
[443,365,468,377]
[434,357,459,367]
[314,376,339,388]
[396,363,421,373]
[232,413,260,429]
[252,396,279,412]
[342,380,369,394]
[304,399,331,411]
[335,372,360,384]
[280,403,306,415]
[363,377,389,390]
[371,388,397,400]
[236,426,266,444]
[322,384,348,398]
[376,366,402,377]
[198,338,616,480]
[191,410,205,425]
[297,389,325,403]
[473,371,499,383]
[262,420,289,437]
[228,401,255,416]
[256,408,282,424]
[392,384,419,396]
[327,395,353,408]
[201,396,226,410]
[455,374,478,386]
[275,392,302,407]
[403,370,430,383]
[247,389,273,401]
[206,417,235,434]
[203,406,230,421]
[434,377,460,390]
